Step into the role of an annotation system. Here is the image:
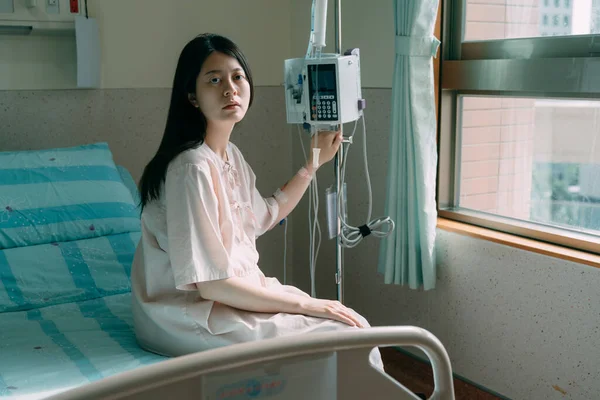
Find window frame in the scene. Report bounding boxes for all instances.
[437,0,600,256]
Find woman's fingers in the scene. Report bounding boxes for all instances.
[304,298,366,328]
[320,130,342,163]
[339,304,364,328]
[332,304,364,328]
[334,314,357,327]
[329,130,341,143]
[323,302,356,327]
[315,130,341,145]
[340,309,364,328]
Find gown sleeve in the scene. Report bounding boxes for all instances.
[243,161,280,238]
[252,187,280,237]
[164,162,236,291]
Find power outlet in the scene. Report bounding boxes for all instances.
[46,0,59,14]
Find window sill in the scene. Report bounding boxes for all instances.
[437,217,600,269]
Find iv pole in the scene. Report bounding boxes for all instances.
[334,0,344,303]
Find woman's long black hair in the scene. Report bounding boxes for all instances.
[138,33,254,210]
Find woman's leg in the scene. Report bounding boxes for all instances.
[271,282,385,370]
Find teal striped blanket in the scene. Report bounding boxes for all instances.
[0,233,167,399]
[0,292,166,399]
[0,144,167,399]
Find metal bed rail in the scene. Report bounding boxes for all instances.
[49,326,455,400]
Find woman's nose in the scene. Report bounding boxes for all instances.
[223,80,238,97]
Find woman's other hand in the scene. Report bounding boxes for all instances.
[307,129,343,167]
[298,297,364,327]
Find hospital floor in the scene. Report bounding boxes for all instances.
[381,348,504,400]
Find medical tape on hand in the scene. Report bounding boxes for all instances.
[312,148,320,169]
[297,166,313,180]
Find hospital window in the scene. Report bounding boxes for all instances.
[439,0,600,255]
[464,1,596,40]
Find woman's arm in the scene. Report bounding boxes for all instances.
[274,130,342,222]
[196,276,363,327]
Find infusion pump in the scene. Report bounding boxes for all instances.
[284,48,364,127]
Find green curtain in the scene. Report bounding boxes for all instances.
[377,0,440,290]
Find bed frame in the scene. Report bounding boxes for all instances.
[48,326,455,400]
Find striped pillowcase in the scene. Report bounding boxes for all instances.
[0,143,140,250]
[117,165,141,208]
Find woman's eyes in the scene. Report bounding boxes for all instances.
[209,74,245,84]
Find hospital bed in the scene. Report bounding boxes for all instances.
[0,143,455,399]
[48,326,455,400]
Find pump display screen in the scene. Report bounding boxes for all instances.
[308,64,336,94]
[308,63,338,122]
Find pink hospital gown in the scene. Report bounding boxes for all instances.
[131,141,382,368]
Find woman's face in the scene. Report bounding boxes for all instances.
[193,51,251,124]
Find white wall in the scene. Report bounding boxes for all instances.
[88,0,292,88]
[1,0,395,90]
[1,0,293,90]
[0,35,77,89]
[290,0,395,88]
[358,229,600,400]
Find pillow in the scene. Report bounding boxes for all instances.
[117,165,141,208]
[0,143,141,250]
[0,232,141,313]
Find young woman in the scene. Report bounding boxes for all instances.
[132,33,383,369]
